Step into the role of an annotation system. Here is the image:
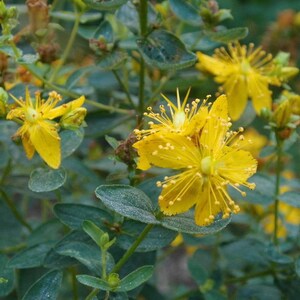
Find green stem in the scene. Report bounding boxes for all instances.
[0,243,27,254]
[225,269,274,284]
[85,288,99,300]
[273,133,283,246]
[0,189,32,232]
[112,223,154,273]
[85,223,154,300]
[48,7,82,83]
[0,158,12,185]
[71,267,79,300]
[112,70,136,108]
[24,65,132,114]
[101,249,107,280]
[138,0,148,120]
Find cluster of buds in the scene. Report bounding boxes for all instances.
[26,0,60,63]
[0,0,18,37]
[200,0,232,29]
[263,91,300,140]
[89,36,114,56]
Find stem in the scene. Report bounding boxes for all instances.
[111,223,154,273]
[0,158,12,185]
[0,189,32,232]
[101,249,107,279]
[49,7,82,83]
[24,65,132,115]
[85,288,99,300]
[273,133,283,246]
[138,0,148,120]
[0,243,26,254]
[71,267,79,300]
[225,269,274,284]
[112,70,135,108]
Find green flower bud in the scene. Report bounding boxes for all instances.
[107,273,120,289]
[60,107,87,130]
[0,87,8,116]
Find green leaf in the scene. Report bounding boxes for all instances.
[22,270,63,300]
[8,243,53,269]
[54,203,112,230]
[97,49,127,70]
[0,45,22,58]
[82,220,105,248]
[94,20,114,42]
[105,135,119,150]
[0,254,15,297]
[83,0,128,11]
[236,284,282,300]
[137,30,197,70]
[229,172,274,205]
[119,265,154,291]
[28,168,67,193]
[17,54,39,64]
[66,66,96,89]
[169,0,202,26]
[55,241,106,275]
[95,185,160,224]
[115,2,158,34]
[77,265,153,292]
[279,191,300,208]
[265,244,293,264]
[161,210,231,234]
[117,221,177,252]
[61,128,84,159]
[208,27,248,43]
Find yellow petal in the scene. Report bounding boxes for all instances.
[46,96,85,119]
[247,72,272,114]
[224,75,248,121]
[159,170,202,215]
[218,146,257,184]
[133,133,201,171]
[196,52,227,76]
[200,95,229,150]
[28,121,61,169]
[22,133,35,159]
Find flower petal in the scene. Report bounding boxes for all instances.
[196,52,227,76]
[28,121,61,169]
[159,170,202,215]
[133,133,201,170]
[46,96,85,119]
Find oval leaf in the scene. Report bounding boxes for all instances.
[22,270,63,300]
[169,0,202,25]
[161,210,231,234]
[95,185,159,224]
[117,221,176,252]
[97,50,127,70]
[8,243,53,269]
[61,128,84,159]
[28,168,66,193]
[208,27,248,43]
[53,203,112,230]
[119,265,154,291]
[137,30,197,70]
[0,254,15,297]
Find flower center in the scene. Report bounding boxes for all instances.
[173,110,186,130]
[26,107,40,123]
[201,156,213,175]
[240,60,251,75]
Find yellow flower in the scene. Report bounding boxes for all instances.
[134,88,209,139]
[133,95,257,226]
[7,88,85,169]
[196,42,279,120]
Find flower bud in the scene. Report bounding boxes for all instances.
[0,87,8,116]
[26,0,49,34]
[60,107,87,130]
[272,99,292,128]
[107,273,120,289]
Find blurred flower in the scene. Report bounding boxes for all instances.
[134,88,209,139]
[133,94,257,226]
[196,43,284,120]
[6,88,85,168]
